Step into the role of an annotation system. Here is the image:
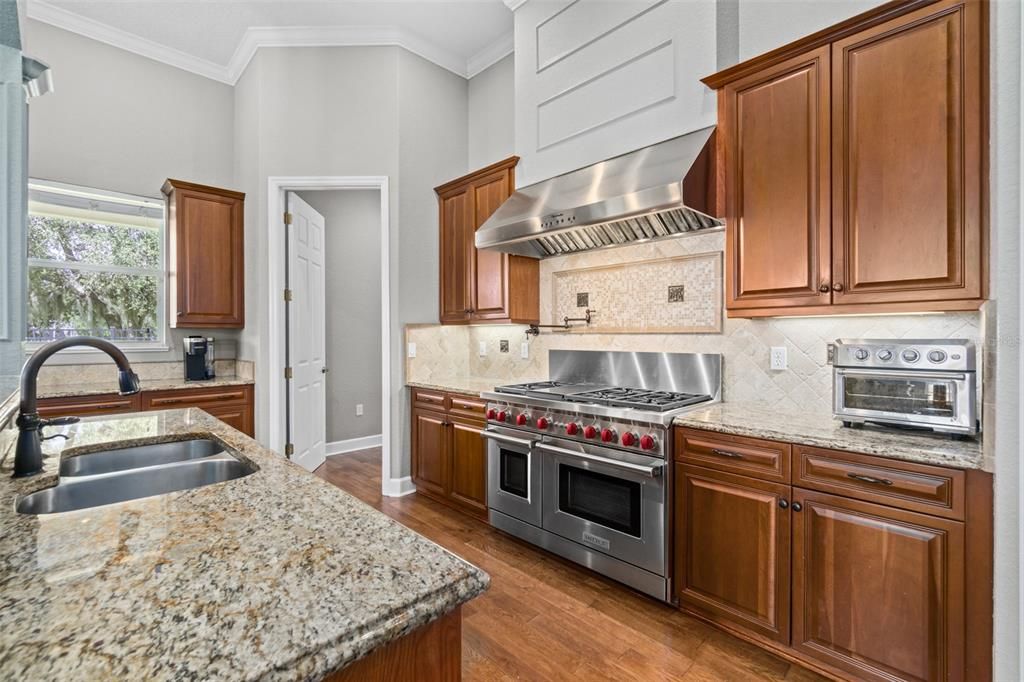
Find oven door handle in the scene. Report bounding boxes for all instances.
[536,443,663,478]
[481,431,536,448]
[836,368,969,381]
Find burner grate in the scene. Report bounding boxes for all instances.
[570,387,711,412]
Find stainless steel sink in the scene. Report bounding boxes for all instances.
[60,439,225,476]
[16,446,256,515]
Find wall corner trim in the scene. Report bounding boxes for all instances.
[325,434,384,456]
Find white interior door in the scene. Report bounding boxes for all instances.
[287,192,327,471]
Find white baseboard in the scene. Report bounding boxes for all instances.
[325,434,383,456]
[383,476,416,497]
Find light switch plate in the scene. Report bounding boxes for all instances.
[770,346,788,370]
[355,403,364,416]
[521,342,530,359]
[407,342,416,358]
[478,341,487,356]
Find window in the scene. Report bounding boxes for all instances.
[26,180,166,347]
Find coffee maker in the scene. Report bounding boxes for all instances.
[184,336,215,381]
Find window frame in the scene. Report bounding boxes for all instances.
[24,179,170,353]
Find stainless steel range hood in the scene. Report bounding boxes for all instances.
[475,126,723,259]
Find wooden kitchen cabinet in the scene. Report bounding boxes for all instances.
[792,488,965,682]
[162,179,246,328]
[38,384,255,437]
[435,158,539,325]
[704,0,986,317]
[410,388,488,518]
[674,465,791,644]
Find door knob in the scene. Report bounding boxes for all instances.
[792,502,803,512]
[831,283,844,292]
[778,499,789,509]
[819,282,830,293]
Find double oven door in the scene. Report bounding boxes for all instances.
[485,427,667,575]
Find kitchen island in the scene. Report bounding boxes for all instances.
[0,407,488,680]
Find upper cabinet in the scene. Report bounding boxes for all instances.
[162,179,245,328]
[705,0,986,318]
[435,158,540,326]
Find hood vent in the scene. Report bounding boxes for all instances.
[476,126,723,259]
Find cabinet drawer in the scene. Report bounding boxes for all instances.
[143,385,251,410]
[676,428,791,483]
[794,446,965,520]
[448,393,486,420]
[203,403,254,437]
[38,393,140,418]
[412,388,448,411]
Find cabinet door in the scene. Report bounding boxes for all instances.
[448,416,487,516]
[831,0,983,306]
[675,465,791,643]
[470,168,514,321]
[722,46,832,312]
[203,403,255,437]
[412,408,448,498]
[170,187,245,327]
[438,185,474,324]
[792,489,965,682]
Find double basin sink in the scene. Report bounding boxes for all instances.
[16,439,256,515]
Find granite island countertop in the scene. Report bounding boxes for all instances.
[0,409,488,680]
[675,402,985,471]
[37,375,255,399]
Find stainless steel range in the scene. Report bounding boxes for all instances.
[482,350,721,602]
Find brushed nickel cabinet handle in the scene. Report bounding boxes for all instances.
[832,283,844,292]
[847,472,893,486]
[711,448,744,459]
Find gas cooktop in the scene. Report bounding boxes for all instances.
[495,381,711,413]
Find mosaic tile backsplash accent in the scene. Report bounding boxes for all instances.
[406,231,984,415]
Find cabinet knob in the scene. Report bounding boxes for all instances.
[778,499,789,509]
[792,502,803,512]
[831,283,844,292]
[819,282,830,293]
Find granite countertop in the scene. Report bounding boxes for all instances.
[37,375,255,399]
[0,409,488,680]
[675,402,985,471]
[407,376,525,396]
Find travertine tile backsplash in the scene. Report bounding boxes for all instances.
[407,231,984,415]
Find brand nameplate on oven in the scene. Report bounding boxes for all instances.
[582,532,611,550]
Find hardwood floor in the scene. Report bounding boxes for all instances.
[315,449,827,681]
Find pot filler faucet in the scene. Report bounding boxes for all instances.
[13,336,141,478]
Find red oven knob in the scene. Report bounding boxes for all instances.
[515,413,529,426]
[601,428,617,443]
[621,432,637,447]
[639,434,657,451]
[565,422,580,436]
[497,411,507,422]
[536,417,550,430]
[583,425,598,439]
[486,408,497,420]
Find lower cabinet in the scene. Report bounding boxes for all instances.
[673,427,989,682]
[38,384,255,437]
[675,465,791,644]
[411,389,487,518]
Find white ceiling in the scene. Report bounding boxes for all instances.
[26,0,515,83]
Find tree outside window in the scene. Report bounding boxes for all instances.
[26,181,165,346]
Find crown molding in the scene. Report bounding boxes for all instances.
[466,30,513,78]
[503,0,529,11]
[27,0,515,84]
[27,0,233,84]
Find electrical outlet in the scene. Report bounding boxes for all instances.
[770,346,788,370]
[407,342,416,358]
[478,341,487,356]
[355,403,364,416]
[521,342,530,359]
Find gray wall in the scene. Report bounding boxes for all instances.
[468,54,514,170]
[297,190,382,443]
[736,0,886,60]
[19,19,241,364]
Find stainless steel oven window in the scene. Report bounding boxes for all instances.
[842,375,957,417]
[558,463,642,536]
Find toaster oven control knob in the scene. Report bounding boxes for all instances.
[928,349,948,364]
[486,408,497,420]
[565,422,580,436]
[854,348,869,361]
[877,349,893,361]
[536,417,550,430]
[621,432,638,447]
[600,428,617,444]
[497,411,507,422]
[516,413,529,426]
[901,349,920,363]
[639,435,657,451]
[583,425,598,439]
